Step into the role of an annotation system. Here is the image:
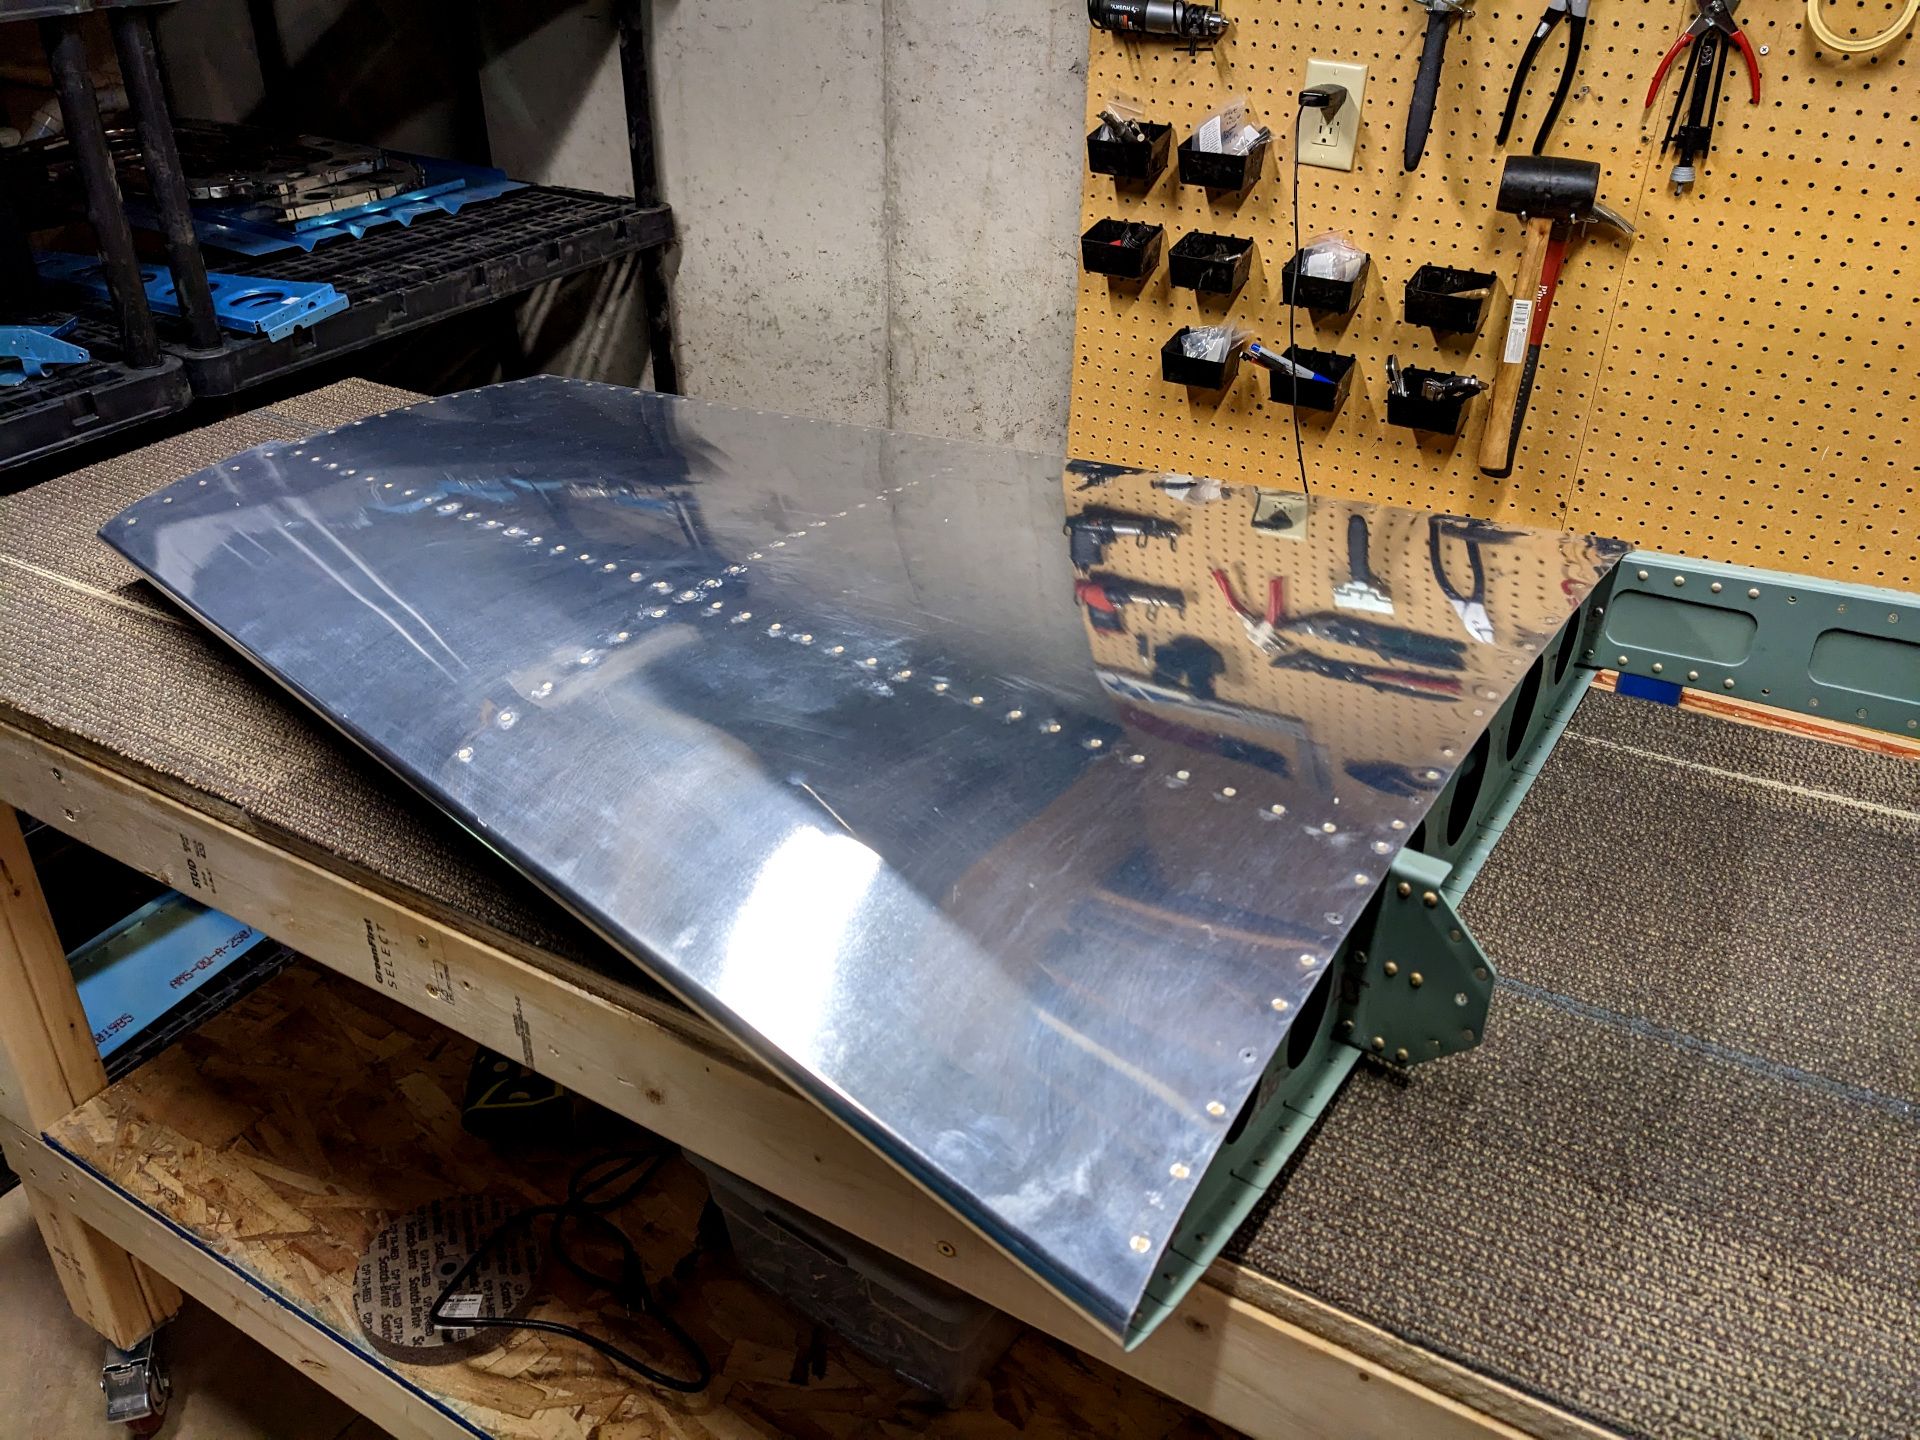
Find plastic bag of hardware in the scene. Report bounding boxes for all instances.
[1300,232,1366,282]
[1180,324,1249,362]
[1095,96,1147,143]
[1194,97,1264,155]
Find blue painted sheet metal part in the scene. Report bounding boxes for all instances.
[0,320,90,385]
[170,159,526,256]
[36,251,348,342]
[70,891,271,1059]
[101,378,1626,1344]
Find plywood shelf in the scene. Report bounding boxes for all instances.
[33,962,1237,1440]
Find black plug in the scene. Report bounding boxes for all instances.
[1299,84,1349,115]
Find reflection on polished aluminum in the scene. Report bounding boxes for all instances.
[102,377,1626,1345]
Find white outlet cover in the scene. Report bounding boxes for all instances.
[1300,59,1367,172]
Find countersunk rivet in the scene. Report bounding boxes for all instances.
[1423,769,1441,781]
[1395,1047,1410,1063]
[1687,669,1700,681]
[768,623,784,634]
[933,680,949,691]
[496,709,517,729]
[1710,581,1723,593]
[613,631,630,643]
[651,580,672,593]
[1130,1235,1151,1254]
[829,645,845,655]
[1041,720,1061,734]
[1205,1100,1226,1117]
[1370,1036,1385,1052]
[1652,663,1664,674]
[797,634,814,645]
[1175,768,1191,781]
[455,747,473,763]
[1636,569,1649,580]
[1321,821,1337,834]
[1673,575,1686,587]
[893,669,913,681]
[1353,872,1370,885]
[1747,587,1761,599]
[1170,1162,1191,1180]
[1422,890,1439,908]
[601,562,616,572]
[1219,785,1236,798]
[1397,882,1413,897]
[1299,953,1316,968]
[1007,709,1026,722]
[1410,972,1424,988]
[532,681,553,698]
[1270,997,1289,1012]
[1384,961,1399,977]
[969,695,985,705]
[1085,736,1104,749]
[1390,818,1407,830]
[749,552,764,560]
[1267,803,1286,816]
[1723,678,1736,690]
[863,657,879,668]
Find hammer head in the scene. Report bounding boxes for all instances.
[1494,155,1634,238]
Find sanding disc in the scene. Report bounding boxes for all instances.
[352,1194,543,1364]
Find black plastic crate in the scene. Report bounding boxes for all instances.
[1080,219,1164,279]
[1168,231,1253,297]
[1266,346,1355,415]
[1405,264,1497,334]
[1387,365,1481,434]
[1087,121,1172,182]
[1282,249,1369,315]
[0,316,190,471]
[1161,327,1242,390]
[1176,132,1269,194]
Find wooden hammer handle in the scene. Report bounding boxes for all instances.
[1478,216,1556,477]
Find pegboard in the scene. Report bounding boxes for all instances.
[1068,0,1918,590]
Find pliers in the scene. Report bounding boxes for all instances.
[1496,0,1591,154]
[1646,0,1760,111]
[1211,568,1285,655]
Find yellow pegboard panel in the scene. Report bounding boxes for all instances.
[1068,0,1918,589]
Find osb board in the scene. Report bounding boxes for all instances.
[46,964,1237,1440]
[1070,0,1918,589]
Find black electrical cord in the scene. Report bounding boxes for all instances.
[1289,104,1311,499]
[428,1149,712,1393]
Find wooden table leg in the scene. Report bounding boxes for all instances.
[0,805,180,1346]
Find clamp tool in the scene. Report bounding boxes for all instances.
[1496,0,1592,154]
[1404,0,1472,171]
[1645,0,1760,190]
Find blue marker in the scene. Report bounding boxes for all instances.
[1247,341,1325,383]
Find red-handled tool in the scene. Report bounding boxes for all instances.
[1645,0,1760,190]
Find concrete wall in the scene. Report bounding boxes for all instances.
[155,0,1087,452]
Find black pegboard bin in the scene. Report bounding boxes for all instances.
[1168,231,1253,297]
[1081,219,1164,279]
[1267,347,1354,416]
[1087,122,1172,183]
[1161,328,1242,391]
[168,187,671,396]
[1176,133,1269,194]
[1405,264,1497,334]
[1386,367,1478,435]
[1281,251,1368,315]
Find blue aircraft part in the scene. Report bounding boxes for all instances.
[36,252,350,343]
[166,158,525,256]
[0,320,90,386]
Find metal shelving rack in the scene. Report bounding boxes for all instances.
[1,0,679,466]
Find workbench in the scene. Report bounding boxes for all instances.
[1,381,1915,1440]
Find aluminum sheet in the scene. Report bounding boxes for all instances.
[102,377,1626,1343]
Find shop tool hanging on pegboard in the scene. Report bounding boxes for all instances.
[1646,0,1761,191]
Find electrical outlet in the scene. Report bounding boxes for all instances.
[1300,59,1367,171]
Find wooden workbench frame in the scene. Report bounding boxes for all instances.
[0,713,1611,1440]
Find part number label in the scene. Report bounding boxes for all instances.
[1502,299,1535,365]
